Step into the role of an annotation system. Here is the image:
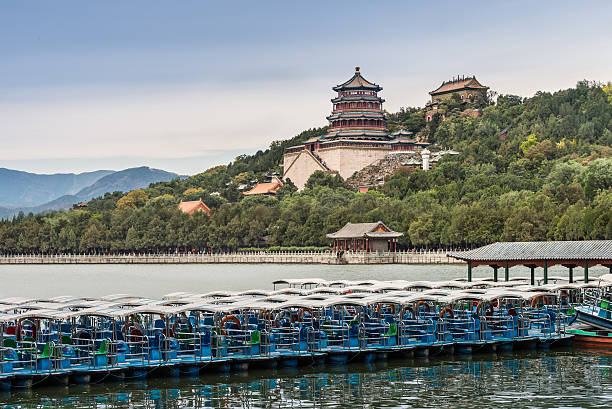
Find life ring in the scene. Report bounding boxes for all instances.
[376,303,396,315]
[416,301,430,313]
[220,315,241,335]
[121,321,145,343]
[439,307,454,319]
[16,319,37,342]
[298,308,313,321]
[531,296,544,308]
[172,315,194,336]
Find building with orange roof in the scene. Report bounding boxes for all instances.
[178,199,211,215]
[243,176,283,197]
[425,75,489,122]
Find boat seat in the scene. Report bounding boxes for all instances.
[3,339,17,349]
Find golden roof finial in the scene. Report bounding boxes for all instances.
[355,66,360,74]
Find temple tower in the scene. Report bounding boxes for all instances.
[325,67,389,140]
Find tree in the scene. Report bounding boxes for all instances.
[116,190,148,212]
[305,171,347,190]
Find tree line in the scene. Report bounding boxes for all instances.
[1,81,611,253]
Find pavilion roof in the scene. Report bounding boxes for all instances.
[178,199,211,215]
[448,241,612,262]
[333,67,382,91]
[430,76,488,95]
[326,221,403,239]
[243,182,283,196]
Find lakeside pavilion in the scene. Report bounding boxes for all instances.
[448,241,612,285]
[327,222,403,252]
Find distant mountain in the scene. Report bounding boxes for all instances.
[0,166,180,219]
[73,167,178,200]
[0,168,114,208]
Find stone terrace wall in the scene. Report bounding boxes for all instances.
[0,251,464,265]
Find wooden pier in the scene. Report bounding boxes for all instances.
[0,251,464,265]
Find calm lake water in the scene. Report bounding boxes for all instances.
[0,263,609,408]
[1,350,611,408]
[0,263,607,299]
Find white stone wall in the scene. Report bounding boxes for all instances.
[318,146,390,180]
[283,151,327,190]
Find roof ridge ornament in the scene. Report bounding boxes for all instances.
[355,66,360,74]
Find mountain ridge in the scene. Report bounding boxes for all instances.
[0,166,180,219]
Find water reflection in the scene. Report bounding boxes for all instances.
[2,350,612,408]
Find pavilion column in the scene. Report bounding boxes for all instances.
[568,266,574,283]
[504,261,509,282]
[584,261,589,283]
[493,266,498,282]
[543,260,548,285]
[530,265,535,286]
[467,261,472,282]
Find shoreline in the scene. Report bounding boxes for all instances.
[0,251,464,265]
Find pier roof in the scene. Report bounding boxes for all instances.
[448,241,612,265]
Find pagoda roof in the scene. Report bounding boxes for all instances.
[333,67,382,91]
[327,111,386,120]
[391,129,414,138]
[326,221,403,239]
[331,95,384,103]
[323,129,389,139]
[430,76,488,95]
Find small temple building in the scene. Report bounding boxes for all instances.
[425,76,489,122]
[178,199,211,216]
[243,175,283,197]
[283,67,429,190]
[326,221,403,252]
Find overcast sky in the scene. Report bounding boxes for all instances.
[2,1,612,175]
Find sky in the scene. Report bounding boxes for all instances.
[1,1,612,175]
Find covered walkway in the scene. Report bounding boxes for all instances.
[448,241,612,284]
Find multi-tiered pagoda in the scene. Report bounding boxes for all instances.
[283,67,427,190]
[325,67,388,141]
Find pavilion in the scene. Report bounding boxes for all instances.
[447,241,612,285]
[326,222,403,252]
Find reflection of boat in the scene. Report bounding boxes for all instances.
[565,325,612,348]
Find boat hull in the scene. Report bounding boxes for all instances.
[575,307,612,331]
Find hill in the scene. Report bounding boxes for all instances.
[0,81,611,253]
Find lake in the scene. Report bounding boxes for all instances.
[1,350,611,408]
[0,263,607,299]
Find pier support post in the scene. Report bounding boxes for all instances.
[543,260,548,285]
[504,261,509,282]
[530,265,535,286]
[568,266,574,283]
[493,266,498,282]
[584,261,589,283]
[467,261,472,282]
